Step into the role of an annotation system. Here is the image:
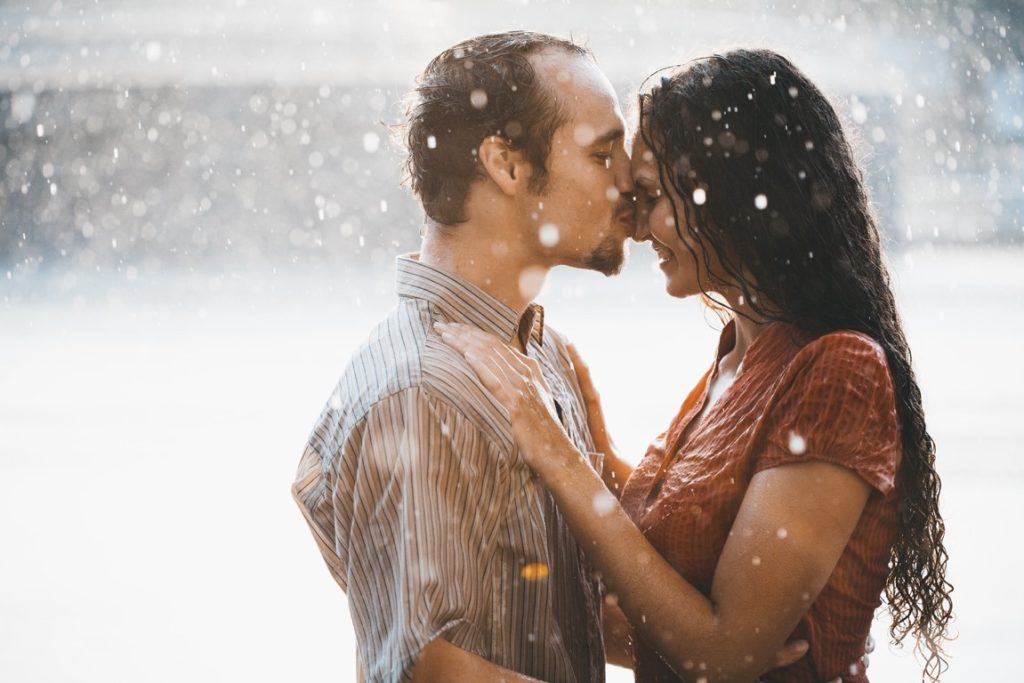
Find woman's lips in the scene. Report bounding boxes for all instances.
[652,241,674,264]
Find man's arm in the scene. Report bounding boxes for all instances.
[348,387,516,682]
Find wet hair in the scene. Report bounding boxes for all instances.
[404,31,591,225]
[639,49,953,680]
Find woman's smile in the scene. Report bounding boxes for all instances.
[651,239,675,266]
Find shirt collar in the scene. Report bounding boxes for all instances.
[395,253,545,348]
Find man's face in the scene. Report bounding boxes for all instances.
[522,51,635,276]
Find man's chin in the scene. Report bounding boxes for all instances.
[583,239,628,277]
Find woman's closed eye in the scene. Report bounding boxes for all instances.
[636,184,663,206]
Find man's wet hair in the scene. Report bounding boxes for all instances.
[404,31,591,225]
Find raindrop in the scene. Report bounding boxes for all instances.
[539,223,560,247]
[363,132,380,153]
[145,41,162,62]
[470,89,488,110]
[573,124,596,146]
[851,101,868,124]
[593,490,615,516]
[11,92,35,124]
[788,431,807,455]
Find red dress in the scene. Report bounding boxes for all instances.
[619,321,902,682]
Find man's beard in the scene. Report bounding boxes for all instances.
[583,233,627,276]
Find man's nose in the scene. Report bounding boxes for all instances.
[614,157,635,197]
[632,214,651,243]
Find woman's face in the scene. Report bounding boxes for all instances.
[631,132,708,298]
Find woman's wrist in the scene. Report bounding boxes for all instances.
[537,436,594,491]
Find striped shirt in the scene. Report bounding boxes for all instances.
[292,254,606,683]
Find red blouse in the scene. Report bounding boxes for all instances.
[619,321,902,682]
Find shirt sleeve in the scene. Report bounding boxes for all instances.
[754,331,902,494]
[344,387,510,683]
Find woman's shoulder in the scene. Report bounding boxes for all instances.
[782,325,891,378]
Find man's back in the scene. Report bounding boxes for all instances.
[292,255,606,683]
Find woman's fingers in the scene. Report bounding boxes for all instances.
[567,342,601,406]
[566,342,590,378]
[462,350,505,396]
[436,321,554,414]
[566,342,614,454]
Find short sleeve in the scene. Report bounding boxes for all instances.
[755,332,902,494]
[345,387,509,683]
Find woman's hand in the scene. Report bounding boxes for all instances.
[434,321,581,478]
[566,343,616,458]
[566,343,634,496]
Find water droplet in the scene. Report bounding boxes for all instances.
[362,132,380,153]
[573,124,596,146]
[593,490,615,516]
[538,223,560,247]
[470,89,488,110]
[788,431,807,455]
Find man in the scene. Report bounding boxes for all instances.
[292,31,633,683]
[292,31,805,682]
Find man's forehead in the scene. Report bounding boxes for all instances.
[529,49,623,131]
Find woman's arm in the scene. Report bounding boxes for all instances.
[437,322,868,682]
[543,450,868,682]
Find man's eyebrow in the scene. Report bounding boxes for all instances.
[591,126,625,146]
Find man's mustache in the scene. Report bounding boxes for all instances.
[615,194,637,221]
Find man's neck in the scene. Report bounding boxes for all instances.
[419,225,549,316]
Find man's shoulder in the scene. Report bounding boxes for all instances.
[314,302,514,455]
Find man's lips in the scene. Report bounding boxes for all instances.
[615,208,636,235]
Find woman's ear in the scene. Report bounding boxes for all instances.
[477,135,530,197]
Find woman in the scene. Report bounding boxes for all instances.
[435,49,952,682]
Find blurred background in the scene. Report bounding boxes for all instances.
[1,0,1021,680]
